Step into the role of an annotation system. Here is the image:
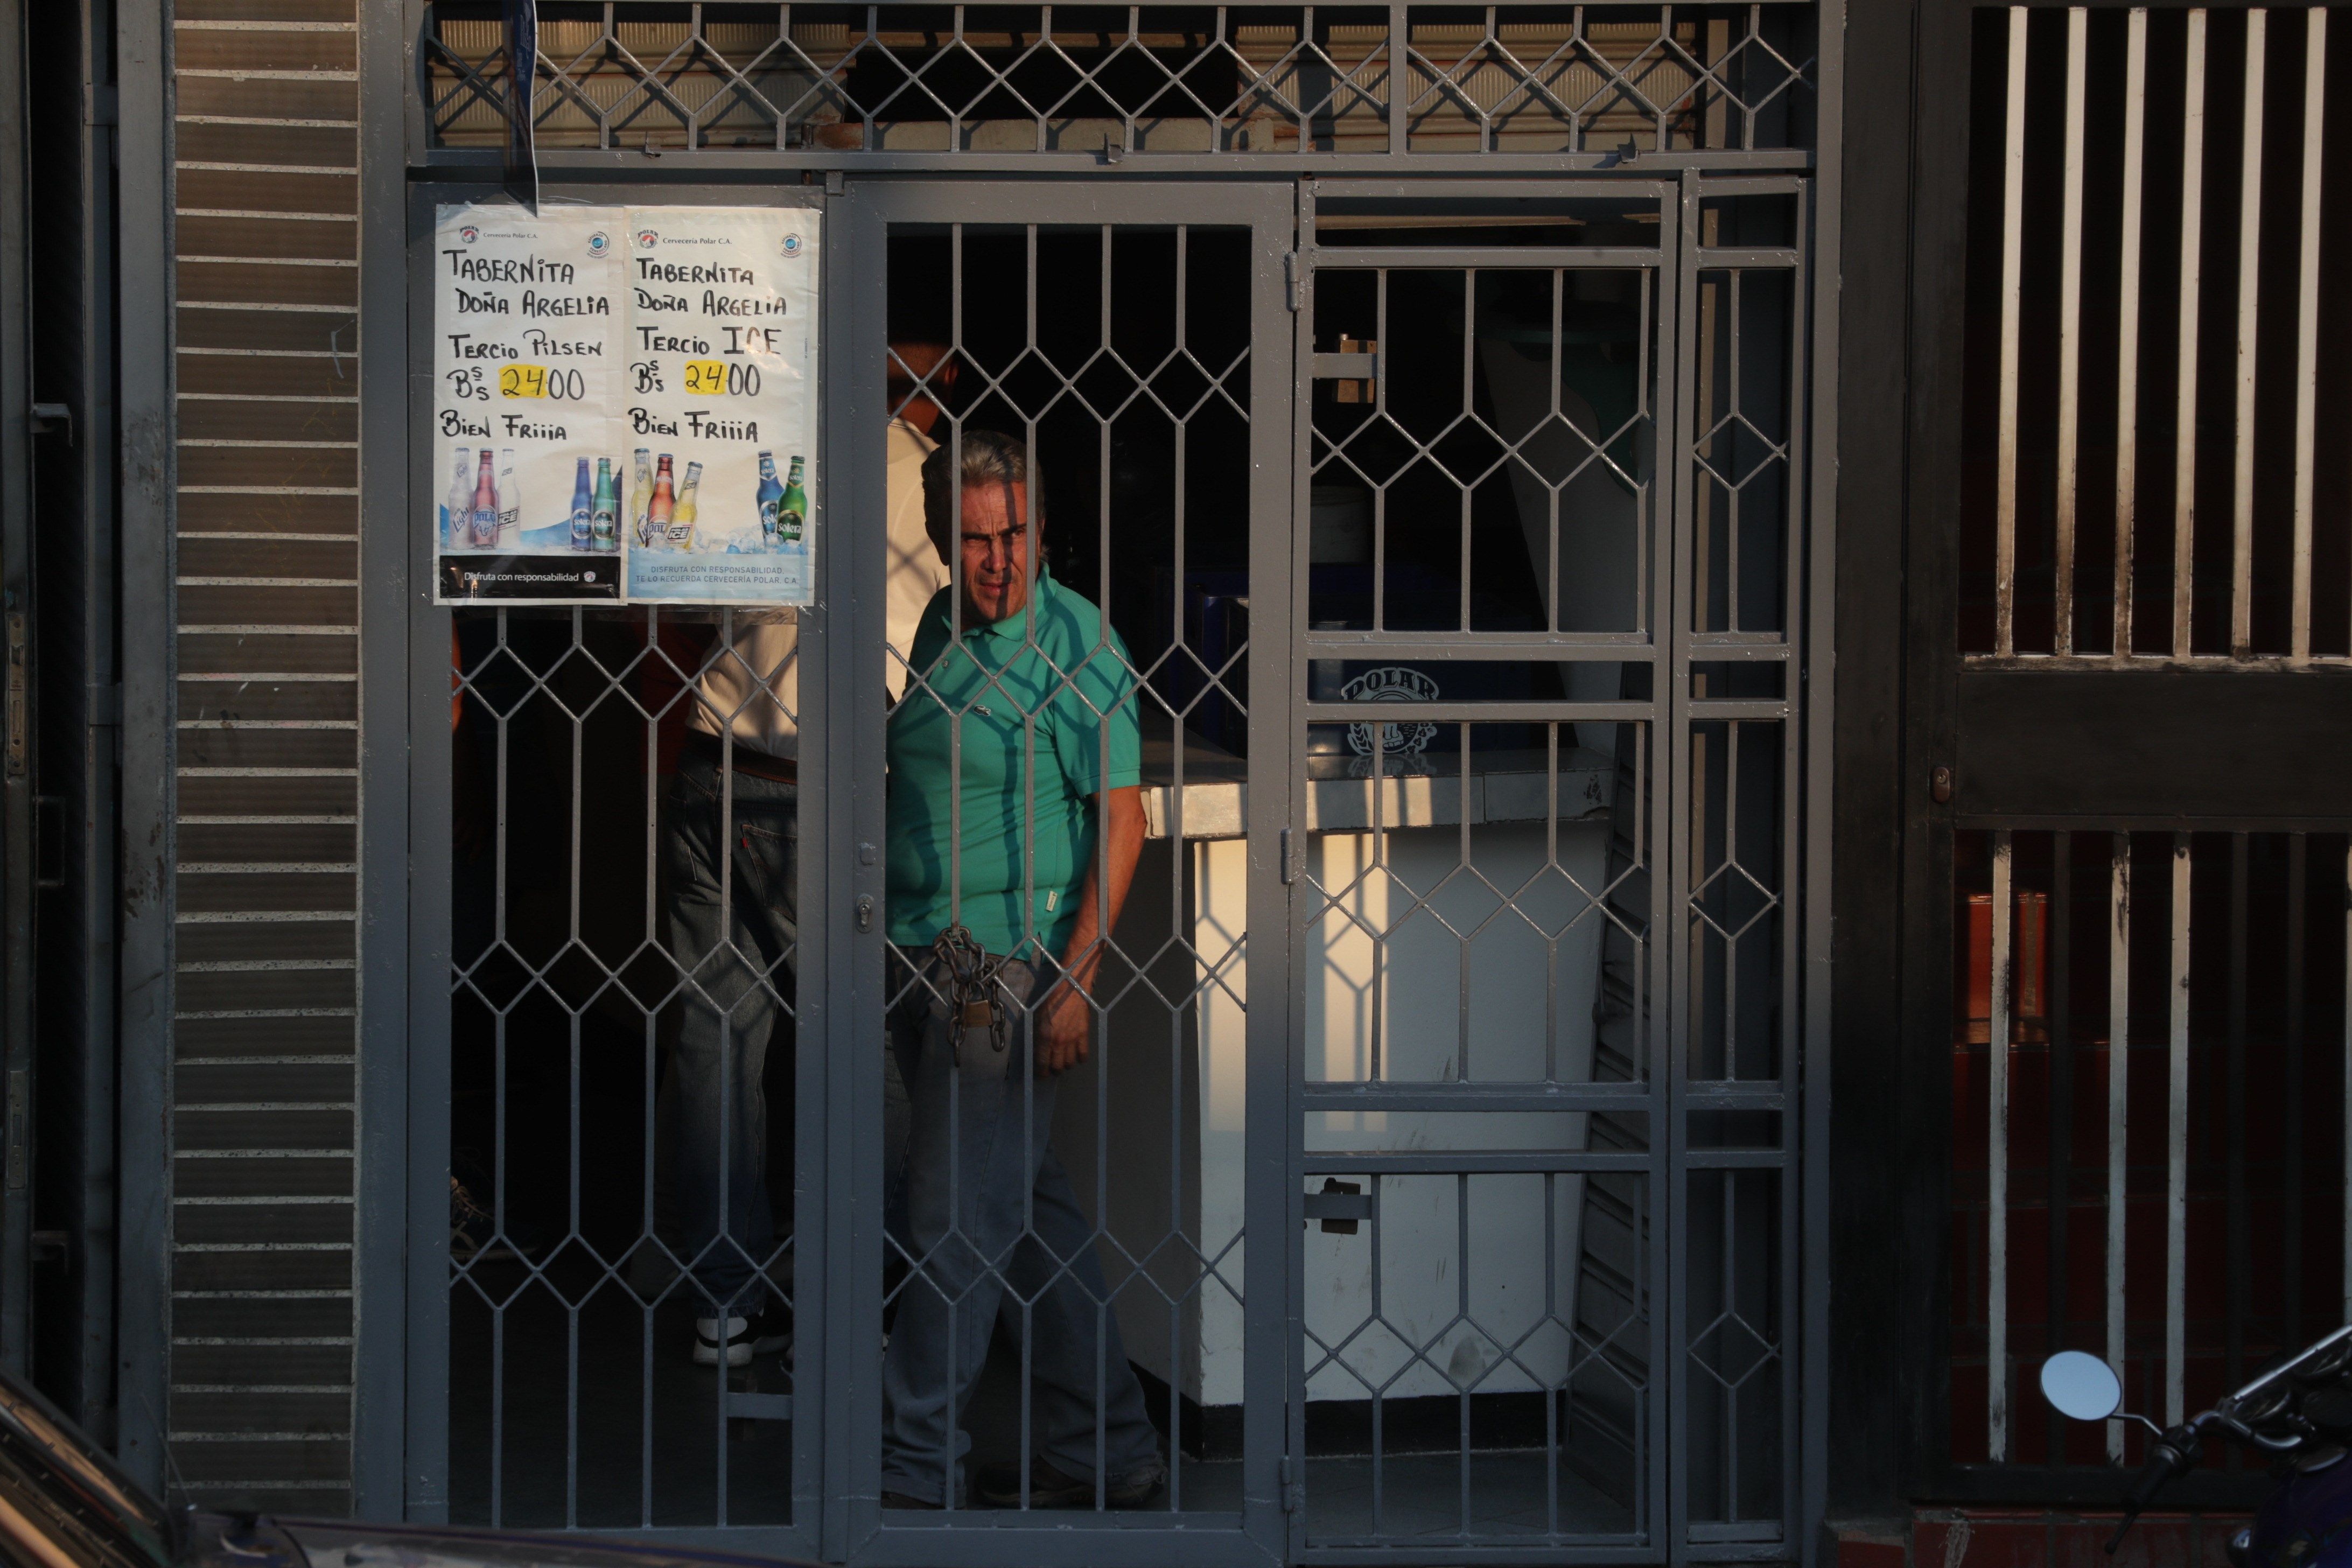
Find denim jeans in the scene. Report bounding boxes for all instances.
[662,751,797,1317]
[878,955,1162,1504]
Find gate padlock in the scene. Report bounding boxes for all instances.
[958,999,996,1030]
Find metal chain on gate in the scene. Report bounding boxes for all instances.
[932,922,1008,1065]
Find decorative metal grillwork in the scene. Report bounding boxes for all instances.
[869,216,1259,1515]
[406,102,1821,1563]
[1290,176,1806,1547]
[422,3,1816,156]
[447,607,806,1528]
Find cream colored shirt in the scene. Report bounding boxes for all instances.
[689,418,948,759]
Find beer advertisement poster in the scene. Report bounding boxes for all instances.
[429,202,820,606]
[432,202,628,603]
[619,208,820,606]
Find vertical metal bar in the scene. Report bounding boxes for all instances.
[1545,1172,1561,1534]
[2229,11,2265,659]
[2106,835,2130,1464]
[1801,15,1844,1541]
[1724,269,1742,637]
[0,0,29,1377]
[2342,841,2351,1324]
[2056,9,2088,657]
[2116,10,2148,659]
[405,199,454,1521]
[640,1025,655,1530]
[2167,834,2190,1427]
[2225,835,2248,1415]
[112,0,176,1496]
[1370,1178,1385,1535]
[1456,1175,1471,1531]
[1251,176,1304,1560]
[1649,177,1684,1560]
[1387,0,1408,155]
[491,1273,505,1524]
[1994,7,2028,659]
[1721,1171,1738,1520]
[828,181,888,1559]
[354,1,415,1517]
[1667,170,1699,1558]
[2173,11,2208,661]
[2285,837,2307,1348]
[2290,10,2325,663]
[636,611,659,1534]
[1459,274,1476,633]
[60,0,122,1440]
[2048,832,2075,1466]
[1989,830,2013,1460]
[1372,268,1389,635]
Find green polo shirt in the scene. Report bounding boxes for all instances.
[885,569,1142,958]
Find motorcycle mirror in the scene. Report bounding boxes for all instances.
[2041,1351,2124,1423]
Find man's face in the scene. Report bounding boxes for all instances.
[950,480,1034,626]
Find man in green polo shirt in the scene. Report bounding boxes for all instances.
[878,431,1166,1511]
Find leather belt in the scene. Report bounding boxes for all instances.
[684,730,798,785]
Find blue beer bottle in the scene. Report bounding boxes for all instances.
[569,457,594,552]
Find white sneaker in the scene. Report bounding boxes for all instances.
[694,1309,791,1367]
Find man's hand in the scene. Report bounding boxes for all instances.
[1033,971,1094,1075]
[1036,785,1145,1077]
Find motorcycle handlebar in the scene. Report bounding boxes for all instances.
[2106,1428,2203,1555]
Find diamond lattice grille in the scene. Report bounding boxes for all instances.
[423,4,1814,156]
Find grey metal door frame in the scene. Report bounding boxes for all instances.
[830,174,1297,1568]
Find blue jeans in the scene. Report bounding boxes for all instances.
[662,752,796,1317]
[879,956,1162,1504]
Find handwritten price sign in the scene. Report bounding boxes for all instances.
[682,359,763,397]
[499,365,589,400]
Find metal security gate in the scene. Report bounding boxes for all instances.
[833,179,1297,1563]
[410,169,1819,1562]
[1286,177,1809,1559]
[396,9,1835,1565]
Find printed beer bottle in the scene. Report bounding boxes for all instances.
[778,456,808,595]
[443,448,472,548]
[467,450,499,549]
[628,448,653,548]
[495,448,520,542]
[591,458,619,552]
[669,461,704,552]
[569,458,594,552]
[755,451,784,550]
[647,455,675,551]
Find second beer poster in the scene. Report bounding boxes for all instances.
[431,200,820,606]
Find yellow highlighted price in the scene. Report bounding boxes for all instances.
[683,359,762,397]
[499,364,585,400]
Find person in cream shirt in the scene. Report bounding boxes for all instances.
[663,341,956,1366]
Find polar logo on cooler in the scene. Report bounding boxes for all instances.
[1341,666,1440,757]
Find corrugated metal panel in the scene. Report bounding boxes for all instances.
[169,0,361,1517]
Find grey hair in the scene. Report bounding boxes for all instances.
[921,429,1042,550]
